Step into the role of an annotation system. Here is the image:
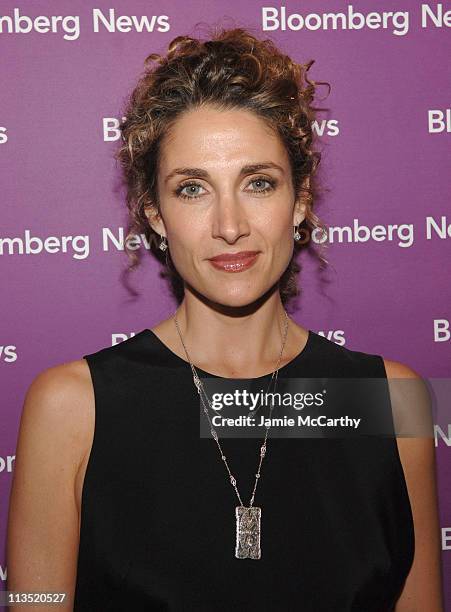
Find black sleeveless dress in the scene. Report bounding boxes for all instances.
[73,328,414,611]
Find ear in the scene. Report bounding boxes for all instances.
[292,176,310,226]
[144,204,167,238]
[293,200,307,227]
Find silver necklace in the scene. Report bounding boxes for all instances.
[173,309,290,560]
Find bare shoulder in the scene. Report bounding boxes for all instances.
[382,357,433,433]
[21,358,94,476]
[28,357,92,396]
[26,357,93,422]
[382,357,421,379]
[381,358,444,610]
[7,359,95,604]
[30,359,90,390]
[382,356,434,445]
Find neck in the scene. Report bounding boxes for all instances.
[172,291,297,378]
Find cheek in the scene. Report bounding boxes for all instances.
[257,213,292,244]
[166,223,206,270]
[255,195,293,232]
[167,213,203,246]
[260,214,294,262]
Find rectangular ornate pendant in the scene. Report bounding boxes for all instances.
[235,506,261,559]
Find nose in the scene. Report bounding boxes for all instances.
[211,193,251,244]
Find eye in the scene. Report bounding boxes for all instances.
[246,176,276,194]
[175,181,207,200]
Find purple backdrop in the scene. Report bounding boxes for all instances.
[1,0,450,607]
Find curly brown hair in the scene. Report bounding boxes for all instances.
[116,24,330,311]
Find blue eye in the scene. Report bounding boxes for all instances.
[176,182,205,200]
[248,178,274,193]
[175,176,276,201]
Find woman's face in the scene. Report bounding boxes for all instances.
[148,105,306,307]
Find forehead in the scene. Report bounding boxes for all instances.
[159,105,289,171]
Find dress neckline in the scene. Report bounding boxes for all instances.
[143,328,314,381]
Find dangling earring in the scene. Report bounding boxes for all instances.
[159,235,168,252]
[293,224,301,242]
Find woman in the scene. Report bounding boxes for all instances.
[7,27,443,611]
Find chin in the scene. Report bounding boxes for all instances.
[202,281,276,310]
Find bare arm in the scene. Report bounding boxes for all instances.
[6,360,93,611]
[383,359,444,612]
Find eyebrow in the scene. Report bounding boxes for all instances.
[163,162,285,184]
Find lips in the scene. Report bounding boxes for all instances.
[208,251,260,262]
[207,251,260,273]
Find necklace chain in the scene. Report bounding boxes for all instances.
[173,309,290,507]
